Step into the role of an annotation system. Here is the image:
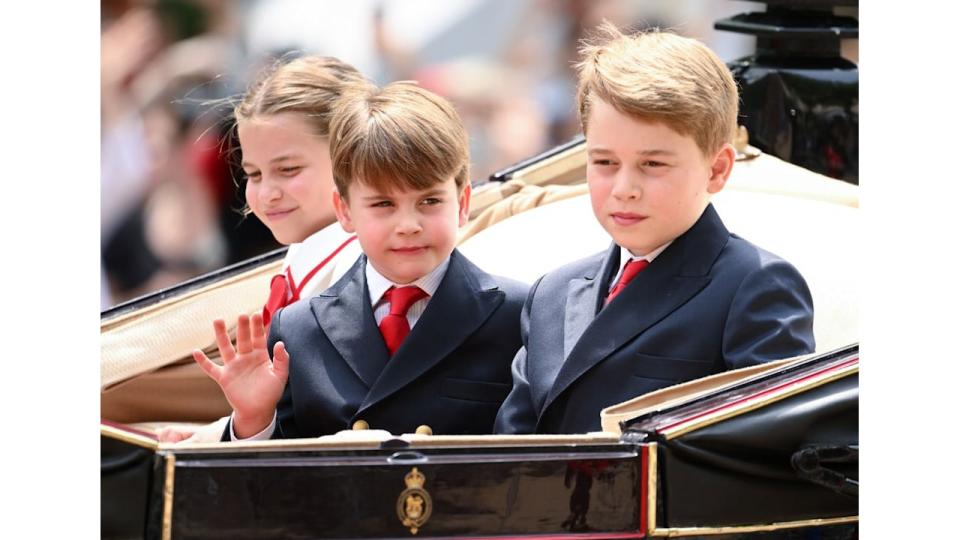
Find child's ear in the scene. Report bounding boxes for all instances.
[457,183,472,227]
[706,143,736,194]
[332,187,356,233]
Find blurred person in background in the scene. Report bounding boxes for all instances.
[100,0,274,307]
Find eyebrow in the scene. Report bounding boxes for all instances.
[587,148,677,157]
[241,154,303,168]
[359,188,447,201]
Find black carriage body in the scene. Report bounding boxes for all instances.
[103,346,857,539]
[624,345,859,537]
[102,433,645,539]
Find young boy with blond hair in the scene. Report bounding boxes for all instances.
[495,24,815,434]
[195,81,528,439]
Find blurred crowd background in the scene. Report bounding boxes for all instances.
[100,0,855,309]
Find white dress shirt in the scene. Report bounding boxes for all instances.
[366,257,449,327]
[608,242,673,293]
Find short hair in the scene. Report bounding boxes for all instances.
[575,22,738,156]
[235,55,366,138]
[329,81,470,198]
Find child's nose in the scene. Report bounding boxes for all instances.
[611,170,642,200]
[259,179,283,202]
[395,210,423,234]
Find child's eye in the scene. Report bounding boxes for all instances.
[592,159,615,166]
[643,161,666,168]
[244,171,261,183]
[420,198,442,206]
[278,166,303,176]
[371,200,393,208]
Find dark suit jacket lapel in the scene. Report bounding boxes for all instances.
[310,255,389,388]
[562,247,618,361]
[540,204,729,419]
[358,250,505,413]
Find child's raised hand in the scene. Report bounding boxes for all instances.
[192,313,289,438]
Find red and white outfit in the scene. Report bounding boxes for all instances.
[262,224,361,325]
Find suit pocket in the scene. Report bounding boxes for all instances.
[441,378,511,404]
[632,353,715,382]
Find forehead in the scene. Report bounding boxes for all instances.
[347,176,459,198]
[585,100,698,155]
[237,113,326,159]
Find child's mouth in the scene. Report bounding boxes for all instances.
[391,246,427,255]
[265,208,296,220]
[611,212,646,226]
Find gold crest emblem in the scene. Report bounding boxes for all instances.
[396,467,432,535]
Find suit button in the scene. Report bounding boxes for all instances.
[352,420,369,430]
[415,425,433,436]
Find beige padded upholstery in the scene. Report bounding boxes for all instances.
[461,181,589,243]
[101,260,280,389]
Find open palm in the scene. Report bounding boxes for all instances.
[193,313,289,438]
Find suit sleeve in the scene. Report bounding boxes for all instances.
[270,307,301,440]
[723,258,816,369]
[494,277,542,434]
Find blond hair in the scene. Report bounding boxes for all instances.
[235,55,366,137]
[576,22,738,156]
[230,55,365,215]
[329,81,469,198]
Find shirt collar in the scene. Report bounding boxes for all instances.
[366,256,450,307]
[618,241,672,269]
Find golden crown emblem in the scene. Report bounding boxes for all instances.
[397,467,432,535]
[404,468,425,489]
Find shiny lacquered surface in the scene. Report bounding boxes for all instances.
[156,444,642,539]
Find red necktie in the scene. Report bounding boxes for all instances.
[379,286,429,356]
[262,273,293,326]
[604,259,649,305]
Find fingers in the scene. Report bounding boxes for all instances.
[236,314,252,355]
[192,349,222,383]
[212,319,235,363]
[155,427,176,443]
[157,427,194,444]
[251,313,267,351]
[272,341,290,383]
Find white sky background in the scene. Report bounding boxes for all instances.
[242,0,766,79]
[244,0,485,81]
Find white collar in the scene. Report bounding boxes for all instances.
[366,256,450,307]
[618,241,672,269]
[283,223,354,283]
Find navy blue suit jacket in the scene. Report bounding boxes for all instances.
[494,204,815,434]
[253,249,527,438]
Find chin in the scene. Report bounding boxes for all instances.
[271,230,302,246]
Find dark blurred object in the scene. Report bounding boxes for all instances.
[154,0,209,41]
[716,1,858,184]
[102,202,165,292]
